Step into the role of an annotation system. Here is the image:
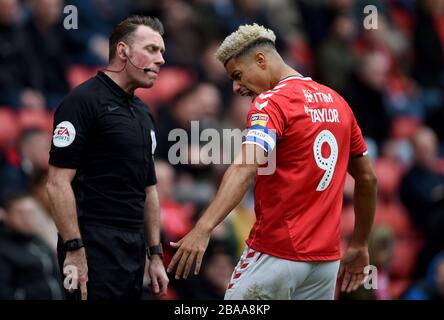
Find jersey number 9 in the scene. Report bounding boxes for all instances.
[313,130,338,191]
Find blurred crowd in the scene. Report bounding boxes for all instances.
[1,0,444,300]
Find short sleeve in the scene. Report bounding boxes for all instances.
[146,156,157,186]
[49,94,96,169]
[242,97,285,153]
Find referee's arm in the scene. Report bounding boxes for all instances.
[144,185,169,296]
[46,165,88,299]
[46,165,81,242]
[144,185,161,248]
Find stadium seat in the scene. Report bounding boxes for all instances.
[389,235,422,279]
[66,65,102,89]
[391,116,420,140]
[375,201,419,238]
[374,158,405,200]
[340,204,355,240]
[17,109,53,134]
[390,278,411,299]
[390,7,414,34]
[135,67,196,109]
[0,108,19,149]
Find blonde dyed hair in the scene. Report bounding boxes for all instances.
[215,23,276,65]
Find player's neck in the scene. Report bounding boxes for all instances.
[270,65,302,88]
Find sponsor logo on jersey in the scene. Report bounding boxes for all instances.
[53,121,76,147]
[250,114,269,126]
[303,89,334,104]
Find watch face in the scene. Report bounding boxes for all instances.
[148,245,163,256]
[65,239,83,251]
[70,241,79,248]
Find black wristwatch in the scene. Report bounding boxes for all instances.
[146,244,163,259]
[64,238,84,252]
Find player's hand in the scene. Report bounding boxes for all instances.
[63,248,88,300]
[338,245,369,293]
[167,226,211,279]
[148,255,169,297]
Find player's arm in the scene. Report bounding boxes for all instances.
[338,155,377,292]
[189,143,264,235]
[347,155,377,247]
[167,144,267,279]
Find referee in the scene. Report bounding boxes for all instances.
[46,16,169,300]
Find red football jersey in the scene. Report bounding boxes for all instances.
[243,75,367,261]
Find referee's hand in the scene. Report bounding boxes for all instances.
[63,248,88,300]
[148,255,169,297]
[167,225,211,279]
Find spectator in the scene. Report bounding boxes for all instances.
[0,193,62,299]
[400,127,444,229]
[0,0,44,109]
[339,225,395,300]
[315,13,357,93]
[368,225,395,300]
[412,0,444,88]
[30,169,58,251]
[343,51,391,149]
[402,251,444,300]
[159,0,203,67]
[24,0,70,109]
[156,83,221,195]
[63,0,130,66]
[155,160,195,264]
[0,128,51,202]
[173,240,236,300]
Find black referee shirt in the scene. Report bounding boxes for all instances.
[49,71,157,230]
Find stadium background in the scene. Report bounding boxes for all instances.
[0,0,443,300]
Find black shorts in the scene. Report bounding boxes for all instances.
[57,223,146,300]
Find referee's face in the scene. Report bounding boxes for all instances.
[126,25,165,88]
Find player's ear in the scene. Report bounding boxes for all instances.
[255,52,267,69]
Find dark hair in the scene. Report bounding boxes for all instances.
[2,192,32,213]
[109,15,164,63]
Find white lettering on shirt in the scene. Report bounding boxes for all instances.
[304,105,340,123]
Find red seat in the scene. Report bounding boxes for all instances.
[374,158,405,200]
[135,67,196,109]
[391,116,420,140]
[375,202,419,238]
[17,108,53,134]
[389,236,421,279]
[341,204,355,237]
[0,108,19,148]
[390,278,411,299]
[66,65,101,89]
